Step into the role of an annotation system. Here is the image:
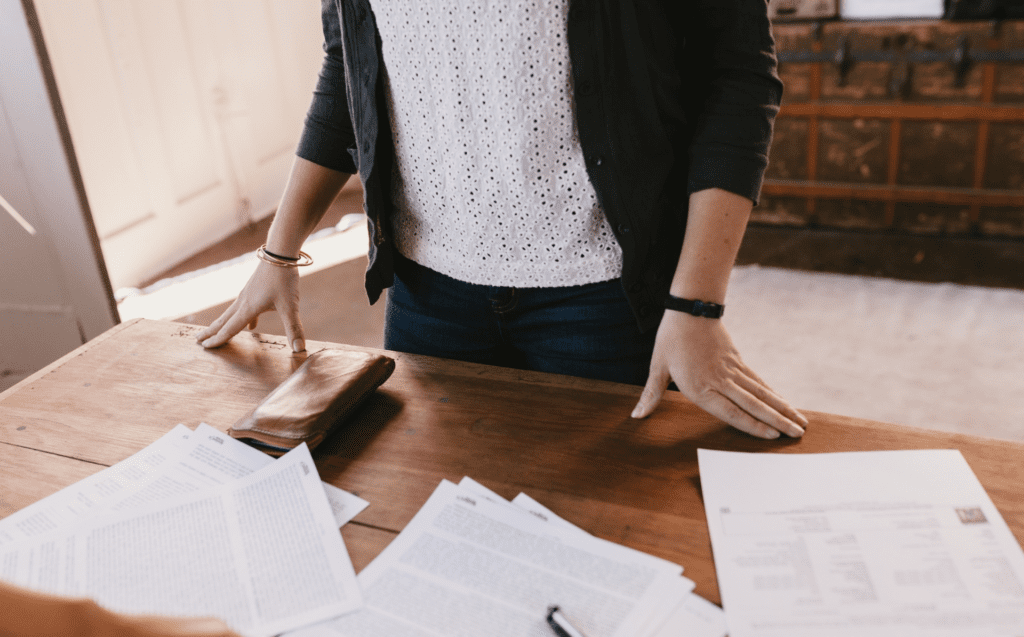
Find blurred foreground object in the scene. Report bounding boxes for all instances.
[0,580,240,637]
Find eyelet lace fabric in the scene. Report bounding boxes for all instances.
[370,0,623,287]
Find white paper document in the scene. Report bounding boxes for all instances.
[650,593,731,637]
[0,424,194,546]
[508,490,726,637]
[194,424,369,527]
[698,449,1024,637]
[291,479,684,637]
[1,444,362,637]
[102,424,368,528]
[462,479,704,637]
[0,424,367,539]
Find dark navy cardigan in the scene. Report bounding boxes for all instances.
[297,0,783,332]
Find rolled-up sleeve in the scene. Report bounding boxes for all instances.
[682,0,783,205]
[296,0,359,174]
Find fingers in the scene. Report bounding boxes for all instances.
[632,354,803,438]
[195,299,238,343]
[197,302,303,352]
[700,389,783,439]
[199,309,253,349]
[643,314,806,440]
[733,370,809,429]
[195,264,303,351]
[632,365,671,419]
[723,378,804,437]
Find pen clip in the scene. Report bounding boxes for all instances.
[546,606,589,637]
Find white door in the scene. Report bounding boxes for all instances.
[33,0,324,290]
[0,0,118,392]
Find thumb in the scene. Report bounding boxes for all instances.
[632,366,670,419]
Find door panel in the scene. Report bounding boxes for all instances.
[186,0,317,222]
[29,1,152,243]
[133,2,228,205]
[33,0,323,290]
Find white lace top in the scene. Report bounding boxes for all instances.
[369,0,623,287]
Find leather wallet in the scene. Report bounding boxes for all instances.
[228,348,395,456]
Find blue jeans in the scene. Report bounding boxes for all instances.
[384,253,656,385]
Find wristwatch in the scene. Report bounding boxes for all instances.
[664,295,725,319]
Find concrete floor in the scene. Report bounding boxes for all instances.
[127,180,1024,444]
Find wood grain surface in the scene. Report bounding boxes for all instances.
[3,318,1024,606]
[0,443,105,518]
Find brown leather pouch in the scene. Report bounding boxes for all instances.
[228,348,395,456]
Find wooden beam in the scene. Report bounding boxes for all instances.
[885,119,902,226]
[806,37,822,219]
[971,45,1000,223]
[762,179,1024,207]
[779,102,1024,122]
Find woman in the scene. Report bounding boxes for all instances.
[197,0,807,440]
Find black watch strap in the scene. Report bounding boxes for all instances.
[664,295,725,319]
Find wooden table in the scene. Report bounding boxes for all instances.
[3,318,1024,605]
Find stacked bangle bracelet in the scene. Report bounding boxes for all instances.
[257,245,314,268]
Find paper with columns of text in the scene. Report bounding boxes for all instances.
[287,479,684,637]
[508,490,727,637]
[699,448,1024,637]
[0,424,367,541]
[0,424,194,547]
[457,477,708,636]
[0,444,362,637]
[99,423,368,527]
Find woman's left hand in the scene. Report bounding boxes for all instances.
[631,309,807,439]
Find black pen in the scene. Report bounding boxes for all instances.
[546,606,590,637]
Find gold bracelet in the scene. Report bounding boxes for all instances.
[257,245,314,268]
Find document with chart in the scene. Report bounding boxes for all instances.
[698,449,1024,637]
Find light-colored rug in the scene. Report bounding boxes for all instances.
[725,266,1024,442]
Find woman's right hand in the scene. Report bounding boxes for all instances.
[195,261,306,353]
[193,158,350,353]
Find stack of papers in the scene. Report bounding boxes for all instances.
[287,477,728,637]
[699,449,1024,637]
[11,427,1024,637]
[0,424,368,637]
